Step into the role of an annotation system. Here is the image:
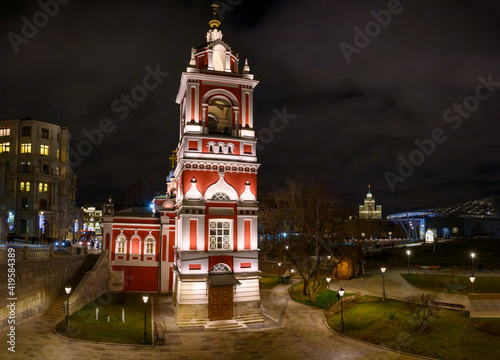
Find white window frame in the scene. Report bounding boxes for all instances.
[209,219,232,251]
[144,235,155,255]
[115,235,127,254]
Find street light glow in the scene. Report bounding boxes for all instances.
[326,277,331,283]
[381,267,386,273]
[65,285,72,295]
[338,287,345,297]
[142,294,149,304]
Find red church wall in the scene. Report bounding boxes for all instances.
[224,172,257,195]
[113,265,158,292]
[244,220,251,250]
[182,170,219,195]
[168,230,175,262]
[190,219,197,250]
[131,237,140,254]
[162,234,167,261]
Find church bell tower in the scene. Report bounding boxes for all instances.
[171,5,262,325]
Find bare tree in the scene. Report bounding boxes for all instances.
[259,177,357,303]
[401,294,441,333]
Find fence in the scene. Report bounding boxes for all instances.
[0,245,87,260]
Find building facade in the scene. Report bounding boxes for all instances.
[102,10,262,325]
[80,206,103,245]
[0,118,77,243]
[359,185,382,219]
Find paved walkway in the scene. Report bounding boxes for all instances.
[331,267,499,310]
[1,283,422,359]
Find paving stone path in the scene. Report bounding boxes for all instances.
[1,280,425,359]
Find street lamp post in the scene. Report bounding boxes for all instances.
[337,287,345,332]
[142,294,149,344]
[290,269,295,293]
[278,262,281,284]
[381,267,386,301]
[470,275,475,293]
[64,285,71,332]
[406,250,411,275]
[471,253,475,273]
[326,277,331,308]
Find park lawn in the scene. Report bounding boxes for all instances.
[55,293,153,344]
[259,275,280,289]
[401,273,500,295]
[326,296,500,360]
[288,280,348,309]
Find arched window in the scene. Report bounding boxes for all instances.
[208,98,232,135]
[26,182,30,192]
[20,182,25,191]
[43,183,48,193]
[210,263,231,273]
[144,236,155,255]
[116,235,127,254]
[211,192,230,201]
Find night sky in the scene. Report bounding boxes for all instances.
[1,0,499,216]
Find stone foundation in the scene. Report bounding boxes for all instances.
[233,300,262,318]
[175,303,209,325]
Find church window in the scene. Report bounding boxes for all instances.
[209,220,231,250]
[116,235,127,254]
[211,192,230,201]
[144,236,155,255]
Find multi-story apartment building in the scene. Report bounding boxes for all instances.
[0,118,77,243]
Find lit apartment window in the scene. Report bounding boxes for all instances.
[21,143,31,154]
[39,183,43,192]
[41,128,49,139]
[26,182,30,192]
[0,142,9,153]
[20,182,25,191]
[0,127,10,136]
[44,183,48,193]
[209,220,232,250]
[20,162,31,173]
[21,126,31,137]
[40,145,49,156]
[145,236,155,255]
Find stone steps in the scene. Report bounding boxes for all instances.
[45,293,68,318]
[235,314,264,324]
[204,319,247,331]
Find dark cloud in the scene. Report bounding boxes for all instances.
[1,0,499,215]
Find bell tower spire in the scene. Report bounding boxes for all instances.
[209,3,221,29]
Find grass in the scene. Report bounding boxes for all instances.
[401,273,500,295]
[288,280,351,309]
[55,293,153,344]
[326,296,500,360]
[259,275,280,289]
